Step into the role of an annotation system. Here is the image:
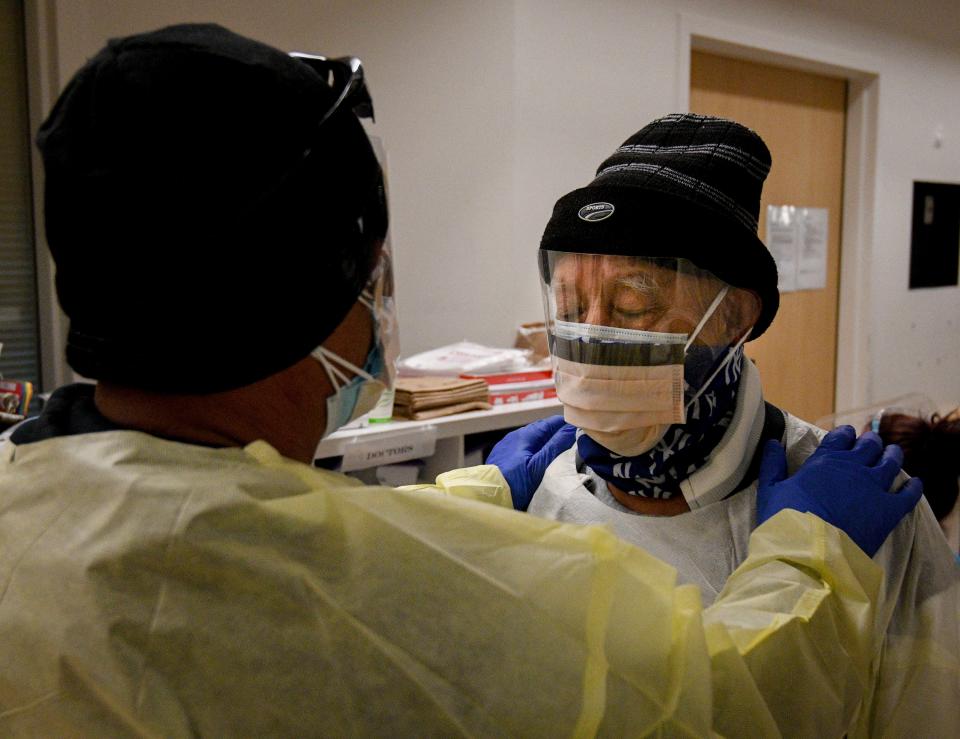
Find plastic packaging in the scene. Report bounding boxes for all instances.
[398,341,531,377]
[365,386,395,424]
[0,380,33,416]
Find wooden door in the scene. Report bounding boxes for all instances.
[690,51,847,424]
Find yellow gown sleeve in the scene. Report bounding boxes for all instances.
[400,464,881,732]
[703,510,883,738]
[398,463,514,508]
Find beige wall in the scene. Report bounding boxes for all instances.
[35,0,960,411]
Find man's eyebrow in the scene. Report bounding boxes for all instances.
[613,272,660,292]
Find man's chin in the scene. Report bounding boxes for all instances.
[583,424,669,457]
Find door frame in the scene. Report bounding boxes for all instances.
[676,13,881,413]
[24,0,71,392]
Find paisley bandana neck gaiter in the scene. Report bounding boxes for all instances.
[577,345,745,499]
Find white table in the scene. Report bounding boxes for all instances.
[315,398,563,481]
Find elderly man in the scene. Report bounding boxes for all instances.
[529,113,960,736]
[0,25,926,736]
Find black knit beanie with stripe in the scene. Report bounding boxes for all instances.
[37,24,386,393]
[540,113,779,339]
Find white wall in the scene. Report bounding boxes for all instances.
[41,0,960,410]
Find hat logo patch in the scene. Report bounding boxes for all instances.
[578,202,615,222]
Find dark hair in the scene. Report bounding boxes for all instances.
[877,409,960,521]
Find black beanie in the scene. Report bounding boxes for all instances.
[37,23,387,393]
[540,113,778,339]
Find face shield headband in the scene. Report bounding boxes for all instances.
[289,53,375,127]
[285,51,388,249]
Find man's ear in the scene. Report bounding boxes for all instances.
[730,288,762,337]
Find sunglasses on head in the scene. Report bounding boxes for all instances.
[290,52,375,125]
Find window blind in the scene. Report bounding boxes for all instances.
[0,0,40,386]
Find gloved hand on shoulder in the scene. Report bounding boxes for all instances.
[486,415,576,511]
[757,425,923,557]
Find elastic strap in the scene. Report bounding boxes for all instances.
[311,346,375,390]
[684,286,729,352]
[685,328,748,411]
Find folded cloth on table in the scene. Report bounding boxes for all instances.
[394,401,493,421]
[393,377,491,420]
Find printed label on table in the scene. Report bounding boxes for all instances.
[340,425,438,472]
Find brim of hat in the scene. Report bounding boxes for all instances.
[539,184,779,340]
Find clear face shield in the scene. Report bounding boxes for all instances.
[358,244,400,389]
[539,251,753,455]
[285,51,400,442]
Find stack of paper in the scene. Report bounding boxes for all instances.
[393,377,491,420]
[460,364,556,406]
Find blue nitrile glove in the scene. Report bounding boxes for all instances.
[487,415,576,511]
[757,425,924,557]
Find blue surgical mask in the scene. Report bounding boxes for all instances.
[313,338,387,439]
[312,248,399,439]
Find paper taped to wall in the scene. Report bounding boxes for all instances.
[766,205,829,292]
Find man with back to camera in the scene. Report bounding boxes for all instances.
[0,24,925,736]
[526,113,960,735]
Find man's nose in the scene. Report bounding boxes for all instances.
[658,317,691,335]
[581,300,610,326]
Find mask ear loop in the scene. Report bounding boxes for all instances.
[311,346,377,388]
[311,349,347,390]
[684,286,729,352]
[685,330,750,411]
